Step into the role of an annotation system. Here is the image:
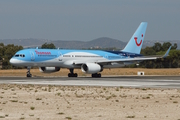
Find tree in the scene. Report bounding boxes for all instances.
[172,43,177,50]
[0,43,4,57]
[162,42,172,51]
[41,43,56,49]
[153,42,162,52]
[0,43,23,69]
[4,44,23,59]
[141,47,156,55]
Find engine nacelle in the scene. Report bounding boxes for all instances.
[81,63,103,74]
[39,67,60,73]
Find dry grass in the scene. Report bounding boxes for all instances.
[0,68,180,77]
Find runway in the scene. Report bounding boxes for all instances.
[0,76,180,88]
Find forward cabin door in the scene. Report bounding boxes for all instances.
[30,51,35,61]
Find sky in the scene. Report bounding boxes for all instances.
[0,0,180,42]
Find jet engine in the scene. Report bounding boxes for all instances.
[81,63,103,74]
[39,67,60,73]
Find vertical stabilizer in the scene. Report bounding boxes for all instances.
[122,22,147,54]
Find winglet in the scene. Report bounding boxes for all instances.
[162,46,171,58]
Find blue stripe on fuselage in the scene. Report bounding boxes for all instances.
[12,49,143,62]
[104,50,143,57]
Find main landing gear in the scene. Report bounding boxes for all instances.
[26,67,32,77]
[91,73,101,78]
[68,68,78,77]
[67,69,101,78]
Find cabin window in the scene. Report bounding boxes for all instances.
[15,54,19,57]
[14,54,25,57]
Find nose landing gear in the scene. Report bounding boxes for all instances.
[26,67,32,77]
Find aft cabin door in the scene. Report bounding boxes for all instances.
[30,51,35,61]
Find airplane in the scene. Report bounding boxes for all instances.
[10,22,171,78]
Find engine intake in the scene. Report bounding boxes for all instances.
[39,67,60,73]
[81,63,103,74]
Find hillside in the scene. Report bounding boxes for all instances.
[0,38,179,49]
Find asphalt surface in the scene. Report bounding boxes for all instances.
[0,76,180,88]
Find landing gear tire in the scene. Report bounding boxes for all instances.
[68,73,78,77]
[74,73,78,77]
[92,73,101,78]
[68,68,78,77]
[26,67,32,77]
[27,74,32,77]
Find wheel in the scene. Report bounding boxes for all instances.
[74,73,78,77]
[68,73,71,77]
[98,73,101,78]
[68,73,78,77]
[92,73,101,78]
[92,73,96,78]
[26,74,32,77]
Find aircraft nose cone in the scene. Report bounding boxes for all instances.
[10,58,21,65]
[10,58,15,65]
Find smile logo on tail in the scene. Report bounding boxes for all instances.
[134,34,143,46]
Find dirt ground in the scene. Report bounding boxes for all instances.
[0,84,180,120]
[1,68,180,77]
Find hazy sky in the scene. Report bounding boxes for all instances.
[0,0,180,42]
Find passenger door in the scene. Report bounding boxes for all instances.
[30,51,35,61]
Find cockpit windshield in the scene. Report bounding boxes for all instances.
[14,54,25,57]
